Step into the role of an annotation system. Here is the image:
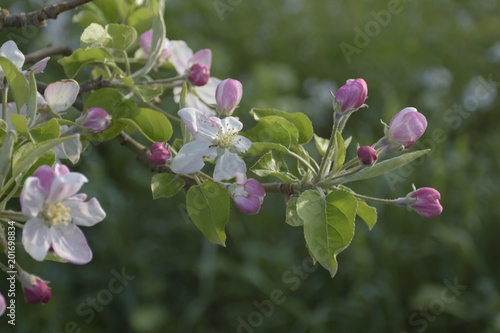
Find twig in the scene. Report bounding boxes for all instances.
[0,0,94,31]
[24,45,73,63]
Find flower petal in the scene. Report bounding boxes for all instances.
[221,116,243,133]
[170,141,215,174]
[195,77,220,106]
[44,79,80,112]
[28,57,50,74]
[189,49,212,68]
[178,107,219,139]
[169,40,193,74]
[49,224,92,265]
[20,177,46,218]
[64,197,106,227]
[0,40,25,69]
[46,172,88,204]
[233,135,252,153]
[245,178,266,198]
[213,150,247,181]
[22,218,51,262]
[233,195,262,215]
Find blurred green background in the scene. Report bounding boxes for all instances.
[1,0,500,332]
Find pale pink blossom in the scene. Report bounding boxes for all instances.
[388,107,427,148]
[334,78,368,112]
[216,79,243,116]
[228,177,266,214]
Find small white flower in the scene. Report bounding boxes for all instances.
[170,108,252,181]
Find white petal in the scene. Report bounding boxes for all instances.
[195,77,221,106]
[169,40,193,74]
[44,79,80,112]
[170,141,215,174]
[213,150,247,181]
[20,177,45,218]
[0,40,25,69]
[221,116,243,133]
[232,135,252,153]
[46,172,87,204]
[186,92,216,116]
[178,107,219,139]
[64,197,106,227]
[55,135,82,164]
[22,218,51,262]
[50,224,92,265]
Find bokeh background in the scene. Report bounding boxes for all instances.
[1,0,500,332]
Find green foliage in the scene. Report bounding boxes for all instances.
[151,173,185,199]
[0,57,29,110]
[186,181,230,246]
[58,48,113,78]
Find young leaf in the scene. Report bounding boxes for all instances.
[286,196,304,227]
[105,24,138,50]
[250,151,298,182]
[58,48,113,78]
[242,116,298,148]
[243,142,289,157]
[80,23,107,49]
[30,118,60,144]
[186,182,230,246]
[0,56,29,109]
[151,174,185,199]
[298,189,357,277]
[118,107,173,142]
[314,134,329,157]
[333,131,346,173]
[9,114,30,138]
[356,200,377,230]
[250,108,313,144]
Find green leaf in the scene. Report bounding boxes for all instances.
[0,119,7,144]
[0,131,16,186]
[333,131,346,173]
[250,108,313,144]
[105,24,138,50]
[151,174,185,199]
[336,149,431,184]
[58,48,113,78]
[9,114,30,138]
[356,200,377,230]
[122,77,164,102]
[26,70,38,125]
[118,107,172,142]
[298,189,357,277]
[0,56,29,109]
[286,196,303,227]
[314,134,329,157]
[250,151,298,182]
[84,88,124,112]
[186,181,230,246]
[244,142,289,157]
[30,118,60,144]
[128,7,155,33]
[80,23,107,49]
[242,116,298,148]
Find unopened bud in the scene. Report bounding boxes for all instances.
[188,63,210,86]
[387,107,427,148]
[148,142,171,165]
[216,79,243,116]
[76,107,112,134]
[357,146,378,165]
[334,78,368,112]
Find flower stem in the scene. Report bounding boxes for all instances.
[318,113,341,177]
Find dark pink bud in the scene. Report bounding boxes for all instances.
[188,63,210,86]
[334,78,368,112]
[408,187,443,218]
[216,79,243,116]
[357,146,378,165]
[388,107,427,148]
[76,107,112,133]
[148,142,171,165]
[0,292,5,316]
[229,178,266,215]
[23,277,52,304]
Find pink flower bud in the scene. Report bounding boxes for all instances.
[357,146,378,165]
[229,178,266,215]
[407,187,443,218]
[188,63,210,86]
[148,142,171,165]
[76,107,112,133]
[23,277,52,304]
[334,78,368,112]
[0,292,5,316]
[215,79,243,116]
[388,107,427,148]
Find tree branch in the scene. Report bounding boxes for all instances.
[0,0,94,31]
[24,45,73,63]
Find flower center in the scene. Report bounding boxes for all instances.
[42,202,71,227]
[215,129,237,149]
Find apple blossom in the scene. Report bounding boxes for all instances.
[170,107,251,181]
[19,271,52,304]
[20,163,106,264]
[228,177,266,215]
[148,142,171,165]
[43,79,80,113]
[216,79,243,116]
[387,107,427,148]
[334,78,368,112]
[406,187,443,218]
[357,146,378,165]
[0,40,49,78]
[75,107,112,133]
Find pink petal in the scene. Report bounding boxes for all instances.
[46,172,87,204]
[169,40,193,74]
[245,179,266,198]
[190,49,212,68]
[29,57,50,74]
[233,195,262,215]
[64,197,106,227]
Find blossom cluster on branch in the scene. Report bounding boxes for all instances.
[0,0,442,312]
